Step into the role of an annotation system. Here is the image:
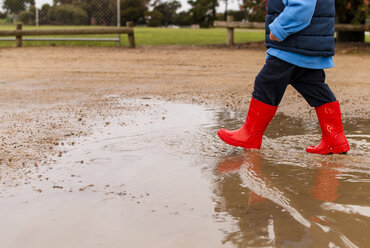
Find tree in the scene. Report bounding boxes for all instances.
[80,0,116,25]
[221,0,233,21]
[3,0,35,15]
[121,0,149,25]
[51,0,116,25]
[174,11,192,26]
[39,3,51,25]
[18,5,36,24]
[151,0,181,26]
[223,0,228,20]
[49,4,88,25]
[226,10,246,22]
[147,9,163,26]
[335,0,369,42]
[241,0,266,22]
[53,0,74,4]
[188,0,218,27]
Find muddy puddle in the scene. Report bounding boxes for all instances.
[0,99,369,248]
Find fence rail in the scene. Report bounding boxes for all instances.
[0,0,122,46]
[0,23,135,48]
[215,16,370,45]
[335,24,370,32]
[213,21,265,29]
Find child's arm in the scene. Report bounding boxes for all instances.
[269,0,317,42]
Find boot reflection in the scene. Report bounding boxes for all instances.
[216,151,273,247]
[215,151,314,246]
[309,160,343,226]
[311,161,342,202]
[217,151,268,206]
[215,154,347,246]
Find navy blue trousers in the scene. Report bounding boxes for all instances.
[252,56,336,107]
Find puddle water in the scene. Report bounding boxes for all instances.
[0,99,369,248]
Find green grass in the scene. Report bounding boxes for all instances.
[0,25,265,47]
[133,27,265,46]
[0,25,368,47]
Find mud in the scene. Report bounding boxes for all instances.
[0,46,369,168]
[0,99,369,247]
[0,46,369,247]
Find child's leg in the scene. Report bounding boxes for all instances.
[290,69,336,107]
[290,69,349,154]
[252,56,295,106]
[218,56,294,149]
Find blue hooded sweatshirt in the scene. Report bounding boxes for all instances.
[266,0,335,69]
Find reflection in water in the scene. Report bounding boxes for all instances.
[1,100,369,248]
[321,202,370,218]
[216,151,277,247]
[311,162,342,202]
[213,150,368,247]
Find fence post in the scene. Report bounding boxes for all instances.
[126,21,136,48]
[36,8,39,26]
[15,23,23,47]
[227,15,234,46]
[117,0,121,46]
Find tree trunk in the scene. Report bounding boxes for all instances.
[212,0,217,24]
[337,31,365,42]
[224,0,228,21]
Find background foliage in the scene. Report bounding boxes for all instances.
[0,0,368,41]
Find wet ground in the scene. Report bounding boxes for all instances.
[1,46,369,170]
[1,99,369,248]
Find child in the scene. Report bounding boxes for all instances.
[218,0,350,155]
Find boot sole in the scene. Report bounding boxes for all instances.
[217,130,260,149]
[306,143,350,155]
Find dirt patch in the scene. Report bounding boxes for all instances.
[0,46,369,171]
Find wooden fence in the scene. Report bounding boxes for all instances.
[0,22,135,48]
[214,16,370,45]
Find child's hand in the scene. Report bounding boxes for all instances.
[270,32,281,42]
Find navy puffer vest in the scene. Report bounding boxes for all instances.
[265,0,335,56]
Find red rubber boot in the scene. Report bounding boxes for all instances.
[306,101,350,155]
[218,98,278,149]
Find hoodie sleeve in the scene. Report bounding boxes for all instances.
[269,0,317,41]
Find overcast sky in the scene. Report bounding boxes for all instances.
[33,0,241,11]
